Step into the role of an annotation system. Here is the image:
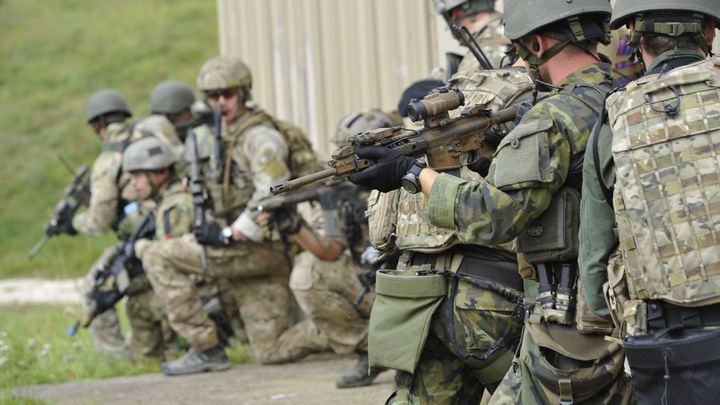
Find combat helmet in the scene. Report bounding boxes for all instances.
[85,89,132,123]
[335,110,399,147]
[433,0,496,26]
[123,136,178,172]
[150,80,196,115]
[504,0,611,68]
[196,56,252,91]
[610,0,720,53]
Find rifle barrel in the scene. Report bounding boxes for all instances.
[28,235,49,260]
[270,167,338,195]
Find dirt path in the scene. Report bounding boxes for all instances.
[11,356,394,404]
[0,278,82,305]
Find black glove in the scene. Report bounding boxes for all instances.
[193,222,227,246]
[347,146,415,192]
[272,208,304,235]
[46,217,77,236]
[467,157,492,177]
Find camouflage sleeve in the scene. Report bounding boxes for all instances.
[72,151,121,235]
[232,125,291,234]
[155,189,194,239]
[578,123,616,320]
[427,106,571,245]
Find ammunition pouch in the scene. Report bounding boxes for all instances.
[521,322,630,404]
[367,189,400,251]
[603,248,630,331]
[368,269,446,374]
[575,279,614,335]
[624,327,720,405]
[516,186,581,264]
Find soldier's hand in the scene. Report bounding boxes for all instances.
[348,146,415,192]
[46,217,77,236]
[271,209,304,236]
[193,222,227,246]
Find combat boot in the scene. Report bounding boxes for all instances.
[160,344,231,376]
[336,351,381,388]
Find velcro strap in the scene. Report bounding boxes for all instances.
[647,301,720,330]
[651,22,702,36]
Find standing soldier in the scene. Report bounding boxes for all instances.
[579,1,719,403]
[434,0,509,79]
[348,0,633,403]
[141,56,327,376]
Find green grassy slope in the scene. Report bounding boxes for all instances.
[0,0,218,279]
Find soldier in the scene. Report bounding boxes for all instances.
[434,0,509,79]
[274,110,401,388]
[48,89,135,357]
[120,136,185,360]
[579,1,719,403]
[348,0,633,403]
[141,55,327,376]
[149,80,198,142]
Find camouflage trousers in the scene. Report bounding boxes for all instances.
[289,251,373,354]
[140,234,328,363]
[388,278,523,405]
[125,274,178,360]
[82,246,131,358]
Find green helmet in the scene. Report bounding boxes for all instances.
[123,136,178,172]
[433,0,496,24]
[85,89,132,123]
[150,80,195,115]
[610,0,720,29]
[335,110,399,147]
[196,56,252,91]
[503,0,611,40]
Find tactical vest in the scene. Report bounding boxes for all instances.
[101,122,138,233]
[204,109,319,224]
[391,69,533,253]
[607,56,720,307]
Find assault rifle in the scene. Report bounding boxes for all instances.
[186,130,209,273]
[68,212,155,336]
[271,88,518,194]
[29,161,91,259]
[250,182,338,212]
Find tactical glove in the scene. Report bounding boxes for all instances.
[348,146,415,192]
[193,222,227,246]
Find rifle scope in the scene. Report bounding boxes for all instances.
[407,88,465,123]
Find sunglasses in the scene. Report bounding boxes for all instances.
[204,88,238,101]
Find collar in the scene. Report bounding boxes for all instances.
[646,48,706,75]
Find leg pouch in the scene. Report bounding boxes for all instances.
[624,328,720,405]
[368,269,446,374]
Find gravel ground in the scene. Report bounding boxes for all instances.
[10,356,395,404]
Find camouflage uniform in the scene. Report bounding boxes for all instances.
[425,62,633,404]
[142,110,328,364]
[363,68,533,404]
[76,120,137,357]
[289,185,374,355]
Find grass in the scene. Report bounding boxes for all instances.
[0,304,254,390]
[0,0,219,279]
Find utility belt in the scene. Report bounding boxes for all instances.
[368,246,523,375]
[646,300,720,331]
[400,244,524,293]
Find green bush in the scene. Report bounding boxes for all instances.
[0,0,218,279]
